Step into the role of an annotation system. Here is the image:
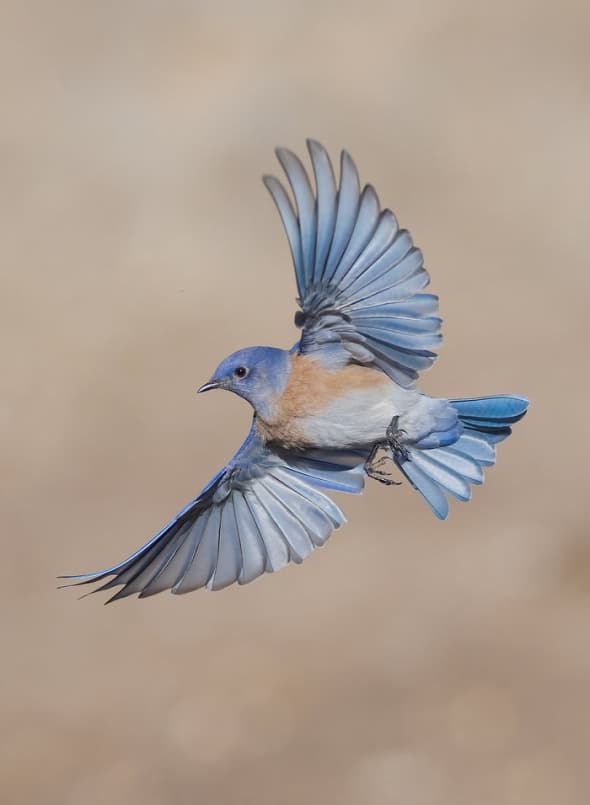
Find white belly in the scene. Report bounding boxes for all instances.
[301,382,421,450]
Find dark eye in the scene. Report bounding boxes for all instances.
[234,366,248,379]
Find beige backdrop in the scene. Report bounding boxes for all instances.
[2,2,589,804]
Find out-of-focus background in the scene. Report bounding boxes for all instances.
[2,2,589,803]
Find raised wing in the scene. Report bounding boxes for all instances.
[263,140,441,387]
[60,422,365,602]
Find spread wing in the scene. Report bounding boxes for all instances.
[264,140,441,387]
[60,422,365,602]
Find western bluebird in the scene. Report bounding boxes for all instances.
[62,140,528,601]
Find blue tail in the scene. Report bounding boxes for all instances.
[397,395,529,519]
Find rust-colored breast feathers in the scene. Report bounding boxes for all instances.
[255,355,388,451]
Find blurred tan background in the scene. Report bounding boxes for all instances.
[2,1,589,803]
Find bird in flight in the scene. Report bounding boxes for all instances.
[62,140,528,602]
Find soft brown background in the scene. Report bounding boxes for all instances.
[2,2,589,803]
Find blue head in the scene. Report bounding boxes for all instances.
[198,346,291,419]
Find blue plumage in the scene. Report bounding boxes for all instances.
[265,140,440,387]
[61,141,528,600]
[61,422,365,601]
[397,395,528,519]
[450,395,529,432]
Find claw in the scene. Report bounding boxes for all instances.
[364,442,402,486]
[366,466,402,486]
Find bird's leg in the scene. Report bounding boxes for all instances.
[364,442,401,486]
[386,415,409,463]
[365,416,412,485]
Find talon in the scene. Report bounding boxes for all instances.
[364,441,402,486]
[366,467,401,486]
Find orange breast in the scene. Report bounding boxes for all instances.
[255,355,389,450]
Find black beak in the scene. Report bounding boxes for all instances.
[197,380,221,394]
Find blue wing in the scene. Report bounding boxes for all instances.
[263,140,441,387]
[60,421,365,602]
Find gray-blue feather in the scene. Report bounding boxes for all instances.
[396,394,528,519]
[264,140,441,386]
[60,422,366,601]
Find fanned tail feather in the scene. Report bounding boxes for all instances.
[450,395,529,435]
[396,395,529,519]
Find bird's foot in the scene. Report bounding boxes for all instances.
[364,444,402,486]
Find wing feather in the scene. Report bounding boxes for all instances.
[60,422,364,600]
[265,141,441,387]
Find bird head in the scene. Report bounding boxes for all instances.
[198,346,291,419]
